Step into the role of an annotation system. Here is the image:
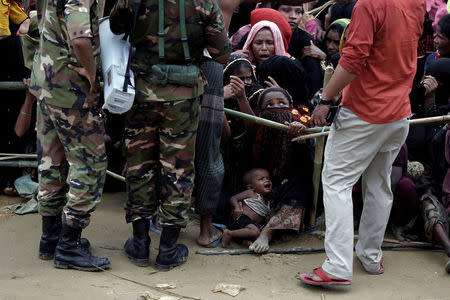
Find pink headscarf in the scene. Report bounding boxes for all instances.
[243,20,289,65]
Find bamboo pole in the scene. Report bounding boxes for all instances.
[196,242,442,256]
[224,108,289,131]
[0,81,27,90]
[0,160,37,168]
[0,81,103,91]
[293,114,450,142]
[309,65,334,226]
[0,156,126,182]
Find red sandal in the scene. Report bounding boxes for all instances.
[298,268,353,286]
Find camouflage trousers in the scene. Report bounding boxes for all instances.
[124,98,200,227]
[36,101,107,229]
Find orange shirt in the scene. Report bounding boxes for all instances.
[339,0,426,124]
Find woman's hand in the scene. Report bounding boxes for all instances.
[264,76,280,88]
[302,40,327,61]
[231,49,249,59]
[17,18,30,37]
[284,121,306,136]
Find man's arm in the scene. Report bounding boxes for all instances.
[65,0,97,93]
[70,38,96,93]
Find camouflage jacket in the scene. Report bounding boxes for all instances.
[30,0,100,109]
[109,0,230,102]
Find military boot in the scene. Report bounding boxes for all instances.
[124,218,150,266]
[54,224,110,271]
[39,215,90,260]
[155,226,188,271]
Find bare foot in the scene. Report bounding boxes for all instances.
[221,229,232,248]
[249,234,269,253]
[197,225,222,247]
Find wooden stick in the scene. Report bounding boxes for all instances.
[196,243,442,256]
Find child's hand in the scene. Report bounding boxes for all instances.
[17,18,30,37]
[422,75,438,96]
[224,84,235,100]
[229,76,246,100]
[284,121,306,136]
[232,203,243,220]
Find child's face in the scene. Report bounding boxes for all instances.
[248,169,272,195]
[261,91,290,109]
[234,66,254,85]
[434,25,450,56]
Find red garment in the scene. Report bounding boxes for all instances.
[339,0,426,124]
[250,8,292,51]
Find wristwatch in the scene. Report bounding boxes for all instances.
[318,93,333,106]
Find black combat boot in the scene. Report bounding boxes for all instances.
[39,216,91,260]
[155,226,188,271]
[54,225,110,271]
[124,218,151,266]
[39,216,62,260]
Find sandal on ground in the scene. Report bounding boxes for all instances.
[297,268,352,286]
[445,260,450,274]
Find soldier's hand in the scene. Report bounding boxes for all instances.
[17,18,30,37]
[68,64,96,94]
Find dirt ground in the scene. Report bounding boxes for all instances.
[0,192,449,300]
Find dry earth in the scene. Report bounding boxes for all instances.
[0,193,449,300]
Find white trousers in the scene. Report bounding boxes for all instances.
[321,107,409,280]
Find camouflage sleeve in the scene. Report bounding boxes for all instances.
[65,0,93,40]
[202,0,231,63]
[9,0,28,25]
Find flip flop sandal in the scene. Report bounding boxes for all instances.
[445,260,450,274]
[298,268,352,286]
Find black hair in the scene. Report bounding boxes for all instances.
[329,1,356,24]
[438,14,450,39]
[243,168,264,186]
[257,87,293,109]
[270,2,303,11]
[327,23,346,39]
[223,60,254,85]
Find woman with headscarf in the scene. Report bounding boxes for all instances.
[248,87,314,253]
[242,20,290,66]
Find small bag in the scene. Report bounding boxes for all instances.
[151,64,199,87]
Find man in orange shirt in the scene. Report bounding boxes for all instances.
[299,0,426,286]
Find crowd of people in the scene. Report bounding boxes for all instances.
[1,0,449,287]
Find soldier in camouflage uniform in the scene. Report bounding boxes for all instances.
[29,0,110,271]
[109,0,230,269]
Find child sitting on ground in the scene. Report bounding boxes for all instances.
[222,168,272,247]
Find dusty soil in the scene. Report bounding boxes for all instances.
[0,192,449,300]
